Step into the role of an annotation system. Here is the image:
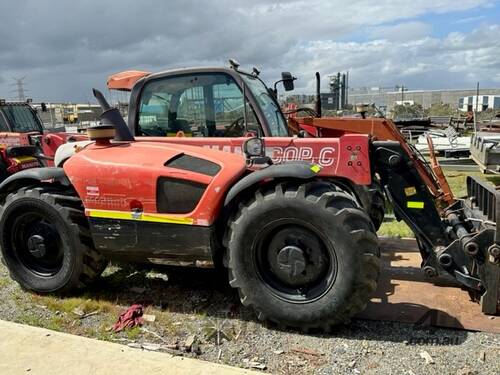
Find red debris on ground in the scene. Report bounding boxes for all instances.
[112,304,145,332]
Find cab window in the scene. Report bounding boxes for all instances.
[0,106,42,133]
[0,113,9,131]
[137,73,259,137]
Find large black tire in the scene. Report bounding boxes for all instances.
[343,179,386,231]
[0,160,9,183]
[368,180,386,231]
[0,187,107,293]
[226,181,380,331]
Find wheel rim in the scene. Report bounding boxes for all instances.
[253,220,337,303]
[11,211,64,276]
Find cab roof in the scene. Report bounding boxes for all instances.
[107,67,244,92]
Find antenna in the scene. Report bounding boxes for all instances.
[10,76,28,101]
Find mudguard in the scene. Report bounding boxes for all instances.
[224,162,320,206]
[0,167,69,197]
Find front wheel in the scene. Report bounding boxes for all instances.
[0,187,107,293]
[226,181,380,331]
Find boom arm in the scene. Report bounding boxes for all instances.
[291,116,455,206]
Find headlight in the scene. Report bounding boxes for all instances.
[244,137,265,157]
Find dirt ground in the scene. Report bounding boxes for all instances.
[0,260,498,375]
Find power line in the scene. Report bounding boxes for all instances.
[9,76,28,101]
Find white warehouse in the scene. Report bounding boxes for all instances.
[458,95,500,112]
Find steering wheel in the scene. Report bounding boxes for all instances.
[140,125,166,136]
[223,117,245,136]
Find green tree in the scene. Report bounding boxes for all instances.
[391,104,425,120]
[426,102,456,117]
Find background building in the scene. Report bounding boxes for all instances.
[458,95,500,112]
[348,87,500,111]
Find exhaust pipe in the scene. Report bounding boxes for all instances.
[315,72,322,118]
[92,88,134,142]
[92,88,112,111]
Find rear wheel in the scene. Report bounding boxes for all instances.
[0,187,107,293]
[226,181,380,331]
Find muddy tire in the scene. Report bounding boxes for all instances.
[0,187,107,293]
[226,181,380,331]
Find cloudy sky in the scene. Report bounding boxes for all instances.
[1,0,499,102]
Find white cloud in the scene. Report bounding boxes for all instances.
[286,24,500,92]
[0,0,495,100]
[454,15,487,24]
[369,22,432,42]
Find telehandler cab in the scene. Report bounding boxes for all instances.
[0,100,46,180]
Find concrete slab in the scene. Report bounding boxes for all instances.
[0,320,258,375]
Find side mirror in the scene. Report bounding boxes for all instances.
[281,72,296,91]
[243,137,265,158]
[243,137,272,165]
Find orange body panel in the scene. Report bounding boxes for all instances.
[135,134,372,186]
[295,117,399,141]
[107,70,151,91]
[63,141,247,226]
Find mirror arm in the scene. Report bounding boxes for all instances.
[242,81,249,134]
[273,79,284,92]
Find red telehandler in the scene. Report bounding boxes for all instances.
[0,63,496,331]
[0,99,83,179]
[102,63,499,317]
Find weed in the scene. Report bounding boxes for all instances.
[16,312,45,327]
[39,295,116,316]
[0,277,10,289]
[126,326,142,340]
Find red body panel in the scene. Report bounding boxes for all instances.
[135,134,372,185]
[0,132,32,147]
[63,141,247,226]
[0,132,40,173]
[42,131,89,167]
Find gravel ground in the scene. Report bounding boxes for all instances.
[0,261,498,375]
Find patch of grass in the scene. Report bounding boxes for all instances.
[126,326,142,340]
[16,309,71,332]
[35,295,117,316]
[11,287,28,305]
[444,171,498,197]
[16,312,45,327]
[84,323,115,342]
[153,310,179,336]
[445,171,483,197]
[0,277,10,289]
[46,315,66,332]
[378,220,414,238]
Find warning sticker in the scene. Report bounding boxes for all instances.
[407,201,424,209]
[404,186,417,196]
[86,186,100,196]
